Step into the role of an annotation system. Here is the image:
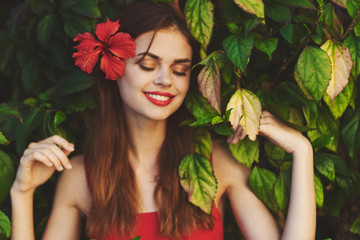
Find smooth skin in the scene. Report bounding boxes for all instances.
[11,28,316,240]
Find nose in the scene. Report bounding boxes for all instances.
[154,66,172,87]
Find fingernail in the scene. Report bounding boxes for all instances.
[67,144,75,151]
[48,162,53,167]
[66,163,73,169]
[59,166,64,171]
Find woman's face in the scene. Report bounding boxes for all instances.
[116,28,192,122]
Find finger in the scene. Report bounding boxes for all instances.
[47,144,73,169]
[25,144,73,169]
[21,151,54,168]
[41,135,75,152]
[41,148,66,171]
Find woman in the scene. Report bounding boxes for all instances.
[10,1,316,239]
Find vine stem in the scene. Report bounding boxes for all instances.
[342,9,360,41]
[236,69,242,90]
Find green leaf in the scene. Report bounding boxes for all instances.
[0,211,11,238]
[264,141,291,170]
[15,108,44,155]
[347,0,360,18]
[185,89,218,120]
[274,0,316,9]
[64,16,91,38]
[234,0,265,18]
[185,0,214,50]
[296,46,332,101]
[0,104,22,122]
[0,150,15,205]
[265,3,290,23]
[69,0,100,17]
[311,135,335,149]
[275,171,291,214]
[320,3,343,39]
[226,89,262,141]
[228,137,259,169]
[249,167,278,212]
[314,175,324,208]
[54,111,67,129]
[294,64,315,100]
[0,132,8,145]
[280,24,297,45]
[324,80,354,119]
[314,153,335,181]
[320,40,353,103]
[350,217,360,234]
[131,237,141,240]
[254,38,278,58]
[198,53,221,113]
[21,58,40,94]
[344,35,360,80]
[308,106,340,152]
[194,130,212,159]
[214,124,234,136]
[316,153,351,177]
[189,113,214,127]
[37,15,54,45]
[223,35,254,73]
[341,109,360,159]
[211,116,223,125]
[55,70,93,98]
[179,153,218,214]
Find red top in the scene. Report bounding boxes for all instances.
[84,156,224,240]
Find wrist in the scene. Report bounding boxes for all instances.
[291,138,313,157]
[10,183,35,199]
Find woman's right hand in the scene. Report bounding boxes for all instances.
[12,135,74,194]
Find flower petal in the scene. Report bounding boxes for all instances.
[96,18,120,43]
[73,32,102,52]
[108,32,136,59]
[100,51,125,80]
[73,47,102,74]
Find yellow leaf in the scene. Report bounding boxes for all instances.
[321,40,353,103]
[226,89,262,140]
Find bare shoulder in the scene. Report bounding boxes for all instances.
[212,139,250,195]
[55,154,91,215]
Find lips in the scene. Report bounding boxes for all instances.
[143,91,175,106]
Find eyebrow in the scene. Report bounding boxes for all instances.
[136,52,191,64]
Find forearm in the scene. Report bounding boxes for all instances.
[282,140,316,240]
[10,187,35,240]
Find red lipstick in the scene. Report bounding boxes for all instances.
[143,91,175,106]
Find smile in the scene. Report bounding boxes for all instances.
[144,91,175,106]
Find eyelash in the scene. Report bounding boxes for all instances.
[139,64,188,76]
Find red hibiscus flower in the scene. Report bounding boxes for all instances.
[72,18,136,80]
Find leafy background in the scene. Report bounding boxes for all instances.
[0,0,360,239]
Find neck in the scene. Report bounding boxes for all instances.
[126,114,167,168]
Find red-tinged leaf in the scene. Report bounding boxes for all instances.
[95,18,120,42]
[100,51,126,80]
[108,32,136,59]
[321,40,353,103]
[198,55,221,113]
[226,89,262,141]
[179,153,218,214]
[234,0,265,18]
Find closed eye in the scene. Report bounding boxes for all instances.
[172,71,187,76]
[139,64,155,71]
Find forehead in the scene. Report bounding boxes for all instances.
[134,28,192,60]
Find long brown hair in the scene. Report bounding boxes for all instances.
[86,1,213,238]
